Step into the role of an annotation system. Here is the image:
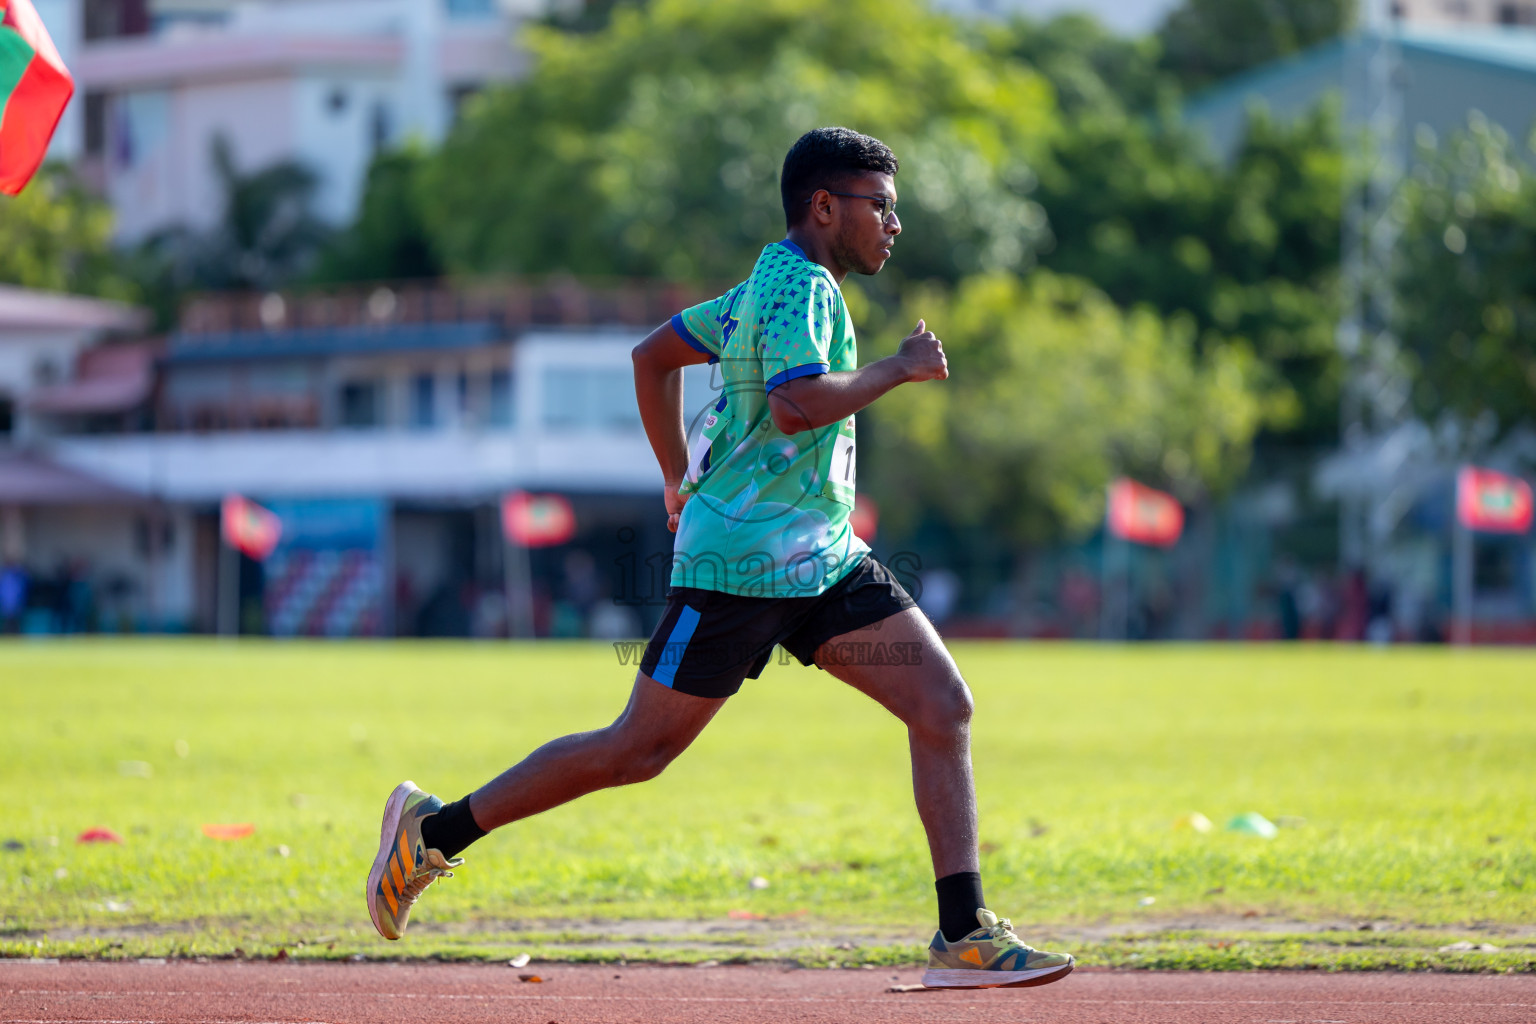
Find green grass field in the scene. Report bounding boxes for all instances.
[2,640,1533,971]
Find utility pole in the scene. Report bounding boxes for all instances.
[1336,0,1407,577]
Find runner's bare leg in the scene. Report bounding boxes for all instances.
[813,607,979,877]
[466,675,726,830]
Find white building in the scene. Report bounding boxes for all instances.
[34,0,538,242]
[10,280,719,637]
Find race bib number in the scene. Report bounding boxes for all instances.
[821,417,856,506]
[831,430,855,488]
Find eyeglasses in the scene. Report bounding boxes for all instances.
[805,190,897,221]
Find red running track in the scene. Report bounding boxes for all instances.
[3,960,1533,1024]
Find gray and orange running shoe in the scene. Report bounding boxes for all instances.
[922,908,1075,989]
[365,781,462,940]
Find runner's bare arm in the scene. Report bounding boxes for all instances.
[768,319,947,434]
[633,320,714,530]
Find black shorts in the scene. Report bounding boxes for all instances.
[637,555,918,699]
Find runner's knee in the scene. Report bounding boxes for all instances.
[910,677,973,740]
[604,730,688,786]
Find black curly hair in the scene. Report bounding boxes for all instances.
[780,127,899,229]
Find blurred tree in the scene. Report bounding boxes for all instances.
[139,135,329,296]
[541,0,645,33]
[313,146,442,284]
[993,11,1170,117]
[422,0,1056,285]
[0,164,133,299]
[1156,0,1353,93]
[1395,116,1536,434]
[1036,103,1344,441]
[867,272,1266,542]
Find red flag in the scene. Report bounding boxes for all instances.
[1107,478,1184,547]
[849,496,878,540]
[0,0,74,195]
[502,491,575,548]
[1457,466,1533,534]
[221,494,282,561]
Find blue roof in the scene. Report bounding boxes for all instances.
[1185,25,1536,119]
[1399,24,1536,75]
[167,321,500,363]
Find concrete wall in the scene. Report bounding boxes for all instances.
[15,503,196,629]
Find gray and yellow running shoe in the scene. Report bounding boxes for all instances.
[365,781,462,940]
[922,908,1075,989]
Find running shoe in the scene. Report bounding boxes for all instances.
[921,908,1075,989]
[365,780,462,940]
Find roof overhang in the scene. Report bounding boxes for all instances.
[74,33,404,90]
[0,286,149,333]
[0,450,147,506]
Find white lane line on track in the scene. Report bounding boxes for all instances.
[6,992,1536,1008]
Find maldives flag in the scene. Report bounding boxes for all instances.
[221,494,283,561]
[502,491,576,548]
[0,0,73,195]
[1107,478,1184,547]
[1457,466,1533,534]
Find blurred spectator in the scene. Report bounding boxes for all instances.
[1366,579,1395,646]
[0,562,27,633]
[918,568,961,624]
[1057,567,1099,639]
[1276,560,1301,640]
[1336,569,1369,642]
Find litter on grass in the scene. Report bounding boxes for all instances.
[117,761,153,779]
[76,828,124,845]
[1174,812,1213,833]
[508,954,531,968]
[201,823,256,840]
[1226,812,1279,839]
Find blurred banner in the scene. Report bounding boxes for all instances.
[261,498,386,638]
[1456,467,1533,535]
[0,0,74,195]
[220,494,282,561]
[501,491,576,548]
[850,496,878,541]
[1107,478,1184,548]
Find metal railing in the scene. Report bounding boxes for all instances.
[177,277,723,339]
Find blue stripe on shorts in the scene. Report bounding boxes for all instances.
[651,604,701,688]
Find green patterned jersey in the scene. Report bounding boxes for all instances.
[668,239,869,597]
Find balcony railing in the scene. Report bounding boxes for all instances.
[178,278,722,339]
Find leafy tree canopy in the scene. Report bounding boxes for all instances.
[867,272,1266,542]
[1035,97,1343,440]
[421,0,1056,284]
[0,165,132,300]
[314,145,442,285]
[1395,115,1536,436]
[1156,0,1353,93]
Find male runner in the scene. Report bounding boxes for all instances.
[366,127,1075,990]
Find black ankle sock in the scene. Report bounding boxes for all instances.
[935,871,986,943]
[420,794,487,860]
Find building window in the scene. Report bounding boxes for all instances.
[0,398,12,437]
[370,102,393,153]
[84,0,150,41]
[339,381,382,428]
[445,0,496,18]
[488,369,513,428]
[84,93,108,158]
[410,374,436,429]
[542,368,641,433]
[1497,2,1535,23]
[327,88,350,116]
